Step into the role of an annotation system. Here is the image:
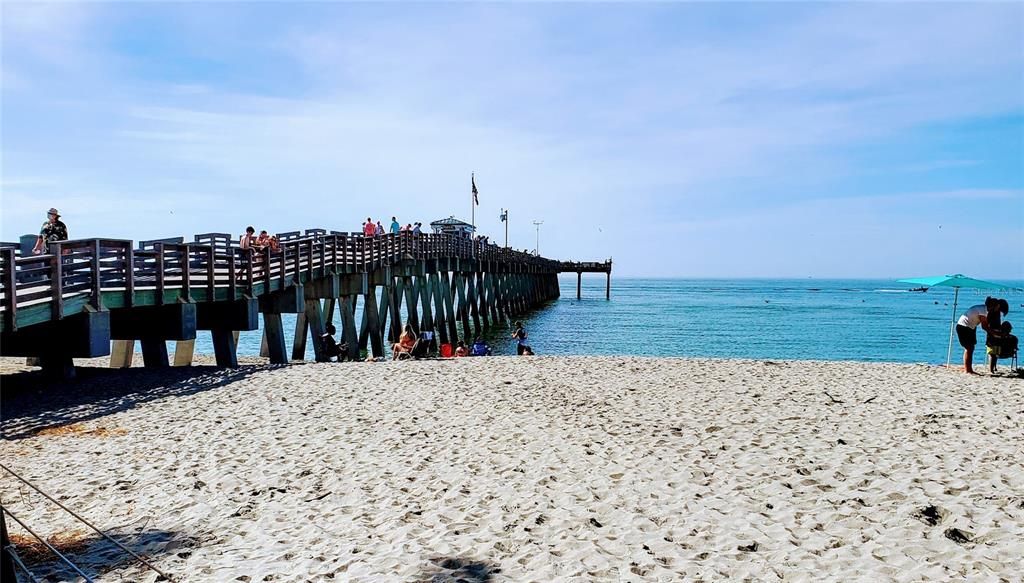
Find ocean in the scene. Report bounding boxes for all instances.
[182,278,1024,365]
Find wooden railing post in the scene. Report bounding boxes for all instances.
[332,235,339,272]
[307,239,314,280]
[51,243,63,320]
[228,251,237,301]
[291,241,300,283]
[263,247,271,293]
[181,245,192,301]
[206,245,215,300]
[125,241,135,307]
[155,243,165,305]
[2,248,17,332]
[92,239,103,309]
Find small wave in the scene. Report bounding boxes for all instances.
[875,289,909,293]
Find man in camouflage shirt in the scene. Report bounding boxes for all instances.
[32,208,68,255]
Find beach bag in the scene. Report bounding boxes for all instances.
[440,343,453,358]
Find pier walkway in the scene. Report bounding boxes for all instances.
[0,230,610,376]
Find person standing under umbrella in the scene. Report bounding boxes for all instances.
[955,296,1006,374]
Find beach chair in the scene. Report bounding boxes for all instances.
[997,335,1018,370]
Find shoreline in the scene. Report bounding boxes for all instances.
[2,356,1021,581]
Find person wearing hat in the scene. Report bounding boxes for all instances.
[32,208,69,255]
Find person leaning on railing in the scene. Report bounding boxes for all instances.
[32,207,68,255]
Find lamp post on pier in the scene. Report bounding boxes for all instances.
[500,209,509,248]
[532,220,543,256]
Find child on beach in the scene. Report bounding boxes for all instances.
[454,340,468,357]
[321,323,349,363]
[987,321,1017,373]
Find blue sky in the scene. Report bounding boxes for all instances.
[2,2,1022,278]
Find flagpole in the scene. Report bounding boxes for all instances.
[471,172,475,231]
[505,209,509,248]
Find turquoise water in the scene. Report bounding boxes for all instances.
[184,278,1024,364]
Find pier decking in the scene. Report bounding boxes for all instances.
[0,230,610,376]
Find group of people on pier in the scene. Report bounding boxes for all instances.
[239,226,281,256]
[363,217,424,237]
[957,296,1016,374]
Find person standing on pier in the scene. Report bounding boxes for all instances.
[390,217,400,235]
[363,218,375,236]
[375,221,385,236]
[32,208,68,255]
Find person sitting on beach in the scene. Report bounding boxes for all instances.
[392,324,417,360]
[470,337,491,357]
[454,340,468,357]
[321,323,349,363]
[987,321,1017,374]
[511,321,533,355]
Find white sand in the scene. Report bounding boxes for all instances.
[2,357,1022,582]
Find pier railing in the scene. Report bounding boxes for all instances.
[0,231,564,331]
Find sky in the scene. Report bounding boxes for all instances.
[1,2,1022,278]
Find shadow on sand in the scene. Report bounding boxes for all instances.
[7,526,191,581]
[1,364,285,440]
[413,556,501,583]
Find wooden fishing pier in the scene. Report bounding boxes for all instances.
[0,230,611,376]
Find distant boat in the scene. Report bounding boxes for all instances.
[909,287,928,292]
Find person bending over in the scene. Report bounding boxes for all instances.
[956,297,1006,374]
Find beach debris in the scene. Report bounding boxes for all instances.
[836,439,847,445]
[944,528,973,545]
[915,505,944,526]
[863,396,878,404]
[737,542,760,552]
[589,518,603,528]
[824,391,844,404]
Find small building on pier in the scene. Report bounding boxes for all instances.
[430,216,475,237]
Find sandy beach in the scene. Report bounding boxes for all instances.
[1,356,1022,582]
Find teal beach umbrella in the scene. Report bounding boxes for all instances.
[897,274,1011,367]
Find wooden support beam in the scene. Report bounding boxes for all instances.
[211,328,238,368]
[454,273,473,342]
[606,271,611,300]
[110,339,134,368]
[466,272,481,336]
[577,271,582,300]
[263,313,289,364]
[439,271,458,344]
[140,338,169,368]
[430,273,449,345]
[403,276,419,332]
[340,295,359,360]
[305,299,327,362]
[387,279,402,343]
[418,276,434,333]
[364,287,384,358]
[292,312,308,361]
[173,339,195,366]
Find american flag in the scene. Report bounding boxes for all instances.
[472,173,479,205]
